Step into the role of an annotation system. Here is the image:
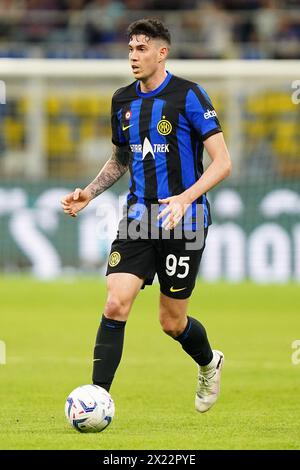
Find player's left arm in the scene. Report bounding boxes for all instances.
[184,131,232,202]
[158,132,232,230]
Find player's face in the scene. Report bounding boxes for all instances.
[128,35,167,81]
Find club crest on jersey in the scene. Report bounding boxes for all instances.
[157,116,172,136]
[125,110,132,120]
[109,251,121,267]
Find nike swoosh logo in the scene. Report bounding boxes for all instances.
[170,286,187,293]
[122,124,133,131]
[93,358,102,362]
[216,354,224,369]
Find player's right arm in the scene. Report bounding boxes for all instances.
[61,144,128,217]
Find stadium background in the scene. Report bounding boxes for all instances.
[0,0,300,451]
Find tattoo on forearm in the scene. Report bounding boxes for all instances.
[86,145,128,199]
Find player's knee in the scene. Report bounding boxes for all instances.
[160,317,182,338]
[104,296,130,321]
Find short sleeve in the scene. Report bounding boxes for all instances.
[185,85,222,141]
[111,95,127,147]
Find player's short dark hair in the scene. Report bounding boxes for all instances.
[127,18,171,45]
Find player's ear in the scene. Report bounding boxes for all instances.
[158,45,169,62]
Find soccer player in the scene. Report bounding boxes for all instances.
[61,18,232,413]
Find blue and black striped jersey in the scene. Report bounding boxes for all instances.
[111,71,222,228]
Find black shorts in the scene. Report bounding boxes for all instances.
[106,216,208,299]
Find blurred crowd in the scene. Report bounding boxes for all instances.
[0,0,300,58]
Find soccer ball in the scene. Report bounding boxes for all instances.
[65,384,115,433]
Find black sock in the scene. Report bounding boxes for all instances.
[92,314,126,392]
[175,316,213,366]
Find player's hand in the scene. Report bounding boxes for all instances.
[157,194,191,230]
[60,188,91,217]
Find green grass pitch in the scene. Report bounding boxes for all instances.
[0,277,299,450]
